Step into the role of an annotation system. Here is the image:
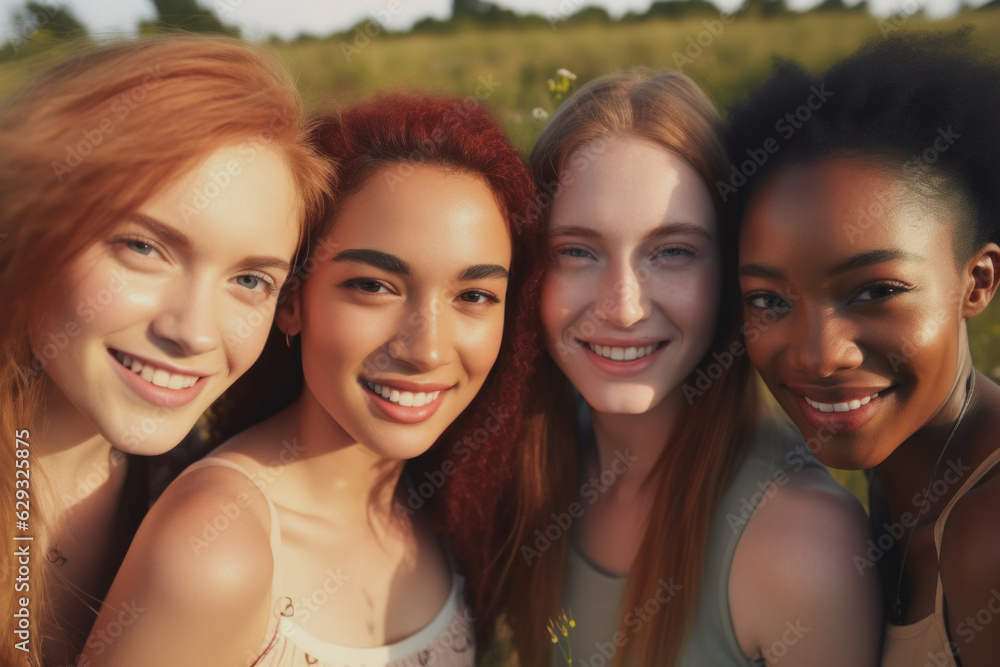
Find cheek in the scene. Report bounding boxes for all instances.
[658,264,721,333]
[221,302,277,375]
[460,314,506,383]
[540,271,584,342]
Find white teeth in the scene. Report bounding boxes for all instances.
[366,381,442,407]
[113,350,200,390]
[587,343,660,361]
[804,392,879,413]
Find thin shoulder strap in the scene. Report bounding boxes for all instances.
[180,458,286,636]
[932,447,1000,617]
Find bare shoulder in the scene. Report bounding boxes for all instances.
[939,422,1000,667]
[730,465,881,666]
[82,462,276,665]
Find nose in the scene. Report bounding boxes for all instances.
[595,259,650,328]
[387,293,455,372]
[790,306,863,377]
[149,276,221,357]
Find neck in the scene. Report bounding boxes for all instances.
[874,353,978,524]
[284,388,406,523]
[588,388,684,490]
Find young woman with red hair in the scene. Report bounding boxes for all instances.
[0,35,330,666]
[499,70,882,666]
[83,93,542,666]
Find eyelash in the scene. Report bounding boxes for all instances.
[850,281,912,303]
[342,280,501,305]
[743,281,913,313]
[110,234,278,296]
[554,244,697,261]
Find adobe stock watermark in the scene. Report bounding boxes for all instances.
[395,406,511,517]
[340,0,413,62]
[180,106,294,222]
[5,1,66,54]
[521,449,639,566]
[76,600,145,666]
[515,135,608,234]
[187,437,306,555]
[717,84,835,203]
[381,75,502,192]
[21,267,135,381]
[853,457,969,576]
[671,11,736,72]
[51,65,168,182]
[577,578,682,667]
[681,286,800,405]
[844,126,959,245]
[878,0,924,38]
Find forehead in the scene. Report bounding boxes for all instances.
[551,134,716,238]
[740,156,953,261]
[328,163,511,267]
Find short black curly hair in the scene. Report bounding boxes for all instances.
[724,29,1000,260]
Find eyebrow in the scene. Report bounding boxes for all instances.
[739,249,924,280]
[333,249,411,275]
[131,213,191,250]
[549,222,713,242]
[333,249,508,281]
[131,213,291,274]
[458,264,509,281]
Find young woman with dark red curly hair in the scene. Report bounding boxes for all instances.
[82,93,543,667]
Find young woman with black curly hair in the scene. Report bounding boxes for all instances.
[729,31,1000,667]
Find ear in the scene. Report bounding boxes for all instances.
[961,242,1000,319]
[276,286,302,337]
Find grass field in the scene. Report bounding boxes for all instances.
[3,11,999,505]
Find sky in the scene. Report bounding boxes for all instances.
[0,0,978,42]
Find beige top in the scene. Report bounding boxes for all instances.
[554,416,823,666]
[182,458,476,667]
[880,447,1000,667]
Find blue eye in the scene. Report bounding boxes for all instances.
[555,246,594,260]
[125,239,156,256]
[655,245,695,259]
[236,275,260,290]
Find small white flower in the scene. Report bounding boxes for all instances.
[555,68,577,80]
[532,107,550,120]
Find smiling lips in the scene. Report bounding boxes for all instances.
[364,381,441,408]
[792,386,891,433]
[586,342,663,361]
[361,378,451,424]
[112,349,201,389]
[803,392,879,413]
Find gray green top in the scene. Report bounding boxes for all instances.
[553,416,828,666]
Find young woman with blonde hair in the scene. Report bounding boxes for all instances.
[500,70,882,666]
[0,35,330,665]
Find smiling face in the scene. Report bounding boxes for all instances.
[32,144,300,455]
[281,164,511,461]
[739,156,975,469]
[540,134,721,415]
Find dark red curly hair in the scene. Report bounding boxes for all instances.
[207,93,545,648]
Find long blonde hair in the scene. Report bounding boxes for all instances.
[0,35,331,665]
[504,70,762,666]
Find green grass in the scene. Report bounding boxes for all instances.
[4,11,1000,507]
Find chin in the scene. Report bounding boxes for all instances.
[581,387,662,416]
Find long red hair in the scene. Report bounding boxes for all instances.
[503,70,763,665]
[206,92,546,650]
[0,35,331,666]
